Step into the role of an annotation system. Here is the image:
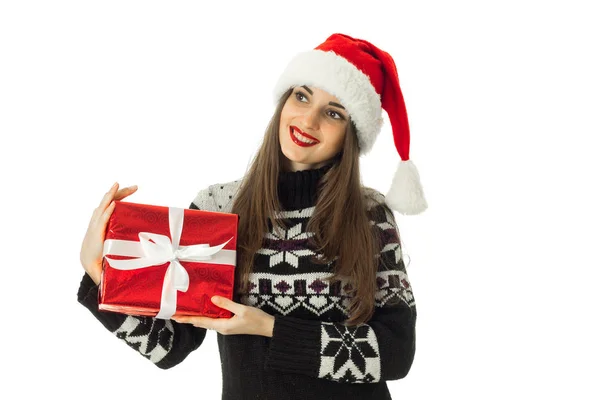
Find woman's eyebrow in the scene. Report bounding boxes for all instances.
[301,85,313,95]
[300,85,346,110]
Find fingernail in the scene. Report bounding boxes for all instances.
[112,182,118,188]
[130,185,137,190]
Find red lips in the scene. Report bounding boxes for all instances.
[290,126,319,147]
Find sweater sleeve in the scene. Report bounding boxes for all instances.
[76,198,214,369]
[264,201,417,384]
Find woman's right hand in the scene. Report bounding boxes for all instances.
[80,182,138,285]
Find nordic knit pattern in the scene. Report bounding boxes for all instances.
[77,165,416,399]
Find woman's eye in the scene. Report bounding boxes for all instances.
[328,110,342,120]
[295,92,307,102]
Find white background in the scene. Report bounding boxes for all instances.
[1,1,598,399]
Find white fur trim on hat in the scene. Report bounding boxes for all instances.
[385,160,428,215]
[273,50,384,155]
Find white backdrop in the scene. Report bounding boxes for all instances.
[1,1,598,399]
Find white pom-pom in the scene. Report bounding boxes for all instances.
[385,160,428,215]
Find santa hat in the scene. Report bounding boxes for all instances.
[273,33,427,215]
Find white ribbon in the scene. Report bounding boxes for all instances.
[102,207,235,319]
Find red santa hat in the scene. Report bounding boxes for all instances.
[273,33,428,215]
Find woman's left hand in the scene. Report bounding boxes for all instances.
[171,296,275,337]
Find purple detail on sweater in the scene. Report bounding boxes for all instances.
[294,280,306,295]
[265,238,311,252]
[329,280,341,296]
[388,275,400,288]
[381,228,399,244]
[274,280,292,293]
[259,279,272,294]
[308,279,327,294]
[376,276,387,288]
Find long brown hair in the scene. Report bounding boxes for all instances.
[231,88,386,326]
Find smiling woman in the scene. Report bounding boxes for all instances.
[77,32,427,400]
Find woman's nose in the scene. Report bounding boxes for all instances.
[301,107,320,131]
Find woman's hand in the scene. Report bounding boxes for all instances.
[79,182,138,285]
[172,296,275,337]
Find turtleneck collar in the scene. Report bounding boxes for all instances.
[278,163,333,210]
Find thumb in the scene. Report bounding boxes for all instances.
[212,296,227,305]
[211,296,240,312]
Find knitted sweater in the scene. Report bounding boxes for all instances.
[77,164,417,400]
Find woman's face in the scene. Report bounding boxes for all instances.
[279,85,349,172]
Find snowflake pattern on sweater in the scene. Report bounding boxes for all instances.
[114,316,174,363]
[256,219,316,269]
[319,322,380,383]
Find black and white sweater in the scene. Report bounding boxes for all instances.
[77,164,417,400]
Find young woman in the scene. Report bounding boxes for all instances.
[78,33,427,400]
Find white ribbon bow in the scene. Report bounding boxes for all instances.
[102,207,235,319]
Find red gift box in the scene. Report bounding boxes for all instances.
[98,200,238,319]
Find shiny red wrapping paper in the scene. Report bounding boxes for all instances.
[98,200,238,319]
